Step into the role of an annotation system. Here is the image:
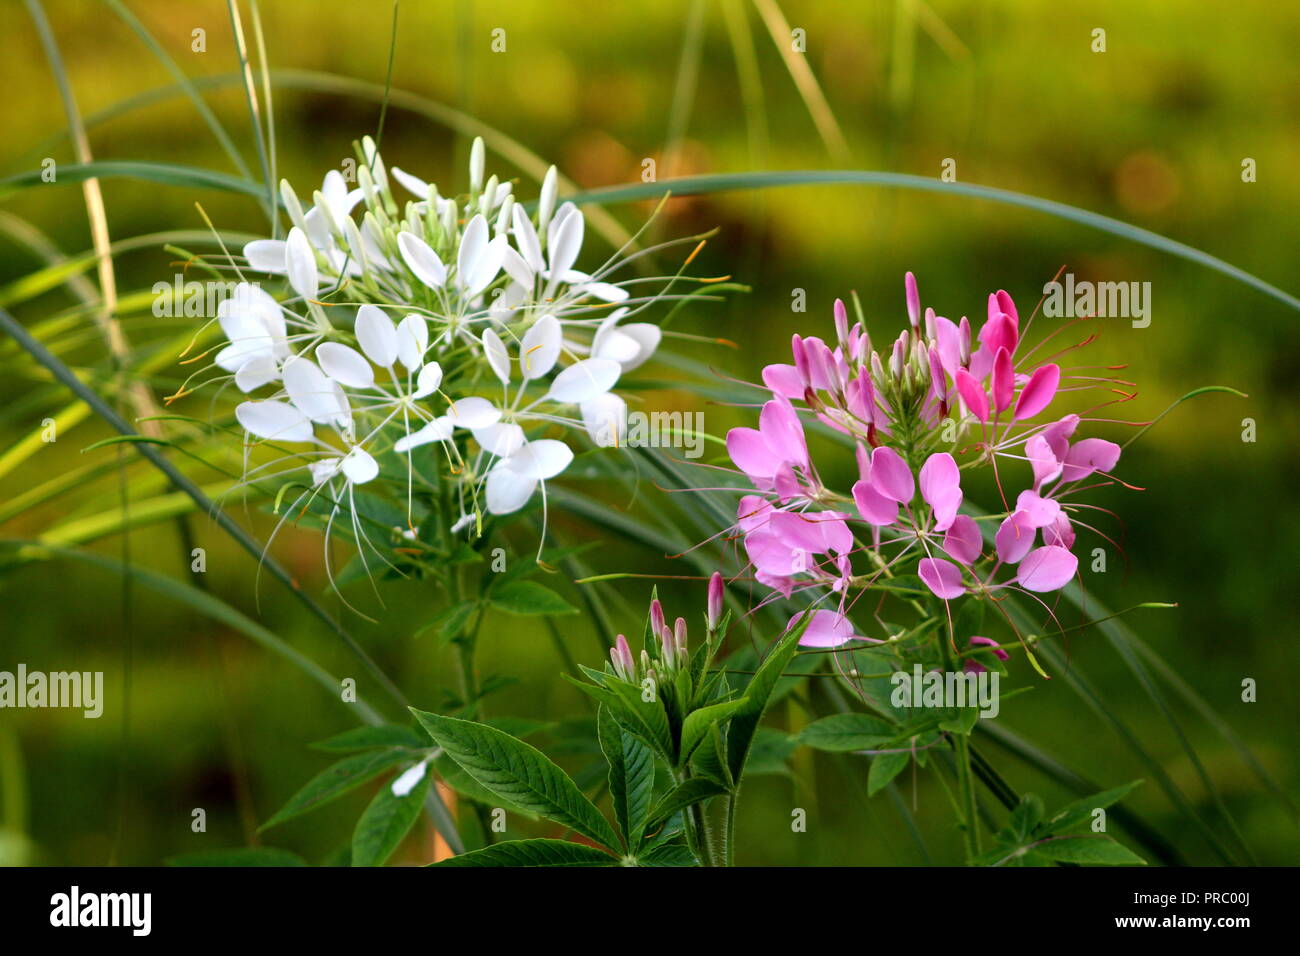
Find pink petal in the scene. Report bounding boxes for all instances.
[943,514,983,565]
[1042,414,1080,460]
[933,315,962,378]
[853,479,898,526]
[995,290,1019,330]
[919,452,963,530]
[995,511,1036,564]
[1062,438,1122,482]
[762,363,805,399]
[970,635,1010,661]
[727,427,780,484]
[928,346,948,402]
[955,368,989,423]
[736,495,774,533]
[980,312,1017,357]
[919,557,966,599]
[760,398,809,468]
[1014,363,1061,421]
[1017,546,1078,592]
[1015,489,1063,528]
[870,446,914,503]
[795,609,858,648]
[1026,434,1063,489]
[992,347,1015,412]
[1042,512,1076,550]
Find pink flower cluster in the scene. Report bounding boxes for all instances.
[725,274,1124,648]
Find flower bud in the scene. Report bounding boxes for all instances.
[469,137,485,194]
[538,166,558,231]
[833,298,849,345]
[649,598,666,644]
[905,271,921,329]
[673,617,688,659]
[611,634,635,681]
[707,572,724,629]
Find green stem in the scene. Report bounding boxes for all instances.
[723,793,737,867]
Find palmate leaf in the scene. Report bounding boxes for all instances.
[411,710,621,853]
[598,706,655,848]
[799,714,900,752]
[351,768,431,867]
[429,839,617,868]
[679,697,749,765]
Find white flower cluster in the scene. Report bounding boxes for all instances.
[213,136,667,532]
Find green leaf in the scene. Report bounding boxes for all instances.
[0,160,268,203]
[1045,781,1144,835]
[411,710,621,851]
[646,777,728,833]
[635,843,698,867]
[598,706,654,848]
[167,847,307,867]
[417,600,478,641]
[1010,794,1046,840]
[798,713,898,752]
[1034,836,1147,866]
[489,580,579,616]
[351,768,431,867]
[430,839,617,867]
[679,697,748,765]
[868,751,911,797]
[726,620,805,781]
[260,749,408,831]
[310,724,428,753]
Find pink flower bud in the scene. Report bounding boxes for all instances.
[649,598,665,642]
[611,634,635,680]
[707,572,724,629]
[674,617,688,659]
[905,271,920,329]
[833,298,849,344]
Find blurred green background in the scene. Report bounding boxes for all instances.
[1,0,1297,866]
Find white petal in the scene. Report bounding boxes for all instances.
[413,362,443,399]
[445,396,501,429]
[593,327,641,364]
[511,204,544,273]
[341,447,379,484]
[580,280,630,302]
[234,354,279,392]
[581,393,627,446]
[283,357,342,424]
[521,315,561,379]
[547,203,584,278]
[395,314,429,371]
[309,457,343,485]
[485,467,537,515]
[473,422,525,457]
[457,215,489,289]
[285,227,318,300]
[243,239,287,273]
[235,400,313,443]
[316,342,374,389]
[391,166,431,199]
[548,358,621,403]
[471,234,507,296]
[394,416,454,452]
[501,246,534,288]
[390,760,429,797]
[482,328,511,385]
[355,304,398,367]
[617,323,662,371]
[450,513,475,533]
[398,232,446,289]
[506,439,573,480]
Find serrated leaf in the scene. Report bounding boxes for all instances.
[867,750,910,797]
[1034,836,1147,866]
[679,697,748,765]
[351,768,431,867]
[260,749,408,831]
[430,838,617,867]
[598,706,654,849]
[726,619,806,781]
[646,777,728,832]
[167,847,307,867]
[412,710,620,851]
[489,580,578,616]
[1045,781,1144,835]
[310,724,428,753]
[635,843,697,867]
[798,713,898,752]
